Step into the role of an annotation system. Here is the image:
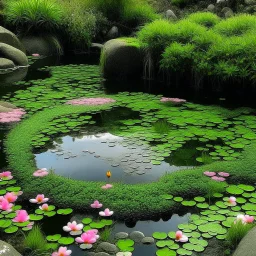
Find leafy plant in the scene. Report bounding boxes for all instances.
[23,225,48,254]
[4,0,63,34]
[226,221,255,249]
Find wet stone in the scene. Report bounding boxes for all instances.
[111,163,119,167]
[141,237,155,244]
[115,232,129,239]
[97,242,119,254]
[130,231,145,242]
[136,170,146,175]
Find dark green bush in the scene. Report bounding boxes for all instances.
[4,0,63,34]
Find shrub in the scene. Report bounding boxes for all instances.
[4,0,63,34]
[137,19,178,52]
[213,14,256,37]
[226,221,255,249]
[186,12,220,27]
[160,42,195,72]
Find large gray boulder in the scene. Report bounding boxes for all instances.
[21,36,63,56]
[233,227,256,256]
[0,43,28,66]
[0,240,21,256]
[0,58,15,69]
[101,38,143,80]
[0,27,25,53]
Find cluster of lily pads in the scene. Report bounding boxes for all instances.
[155,183,256,255]
[3,64,256,165]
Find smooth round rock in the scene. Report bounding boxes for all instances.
[141,237,155,244]
[96,253,110,256]
[97,242,119,254]
[0,58,15,69]
[106,26,119,40]
[115,232,129,239]
[0,43,28,66]
[207,4,215,11]
[166,9,177,19]
[129,231,145,242]
[0,240,21,256]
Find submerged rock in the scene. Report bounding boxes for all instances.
[129,231,145,242]
[0,240,21,256]
[97,242,119,254]
[141,237,155,244]
[115,232,129,239]
[207,4,216,11]
[95,253,111,256]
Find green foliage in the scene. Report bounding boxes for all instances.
[23,225,48,253]
[100,226,113,242]
[226,221,255,248]
[186,12,220,28]
[160,42,195,72]
[137,13,256,81]
[4,0,63,34]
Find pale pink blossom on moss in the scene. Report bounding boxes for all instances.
[160,97,186,105]
[175,231,188,242]
[13,210,29,223]
[66,97,116,106]
[33,168,48,177]
[32,53,40,57]
[0,198,13,212]
[211,176,225,182]
[0,108,26,123]
[52,246,72,256]
[0,171,13,180]
[203,171,216,177]
[101,184,113,189]
[218,172,230,177]
[39,204,49,211]
[63,221,83,232]
[99,208,114,217]
[29,194,49,204]
[91,200,103,208]
[228,196,237,206]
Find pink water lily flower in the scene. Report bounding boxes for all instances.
[13,210,29,223]
[218,172,230,177]
[63,221,83,232]
[3,192,18,203]
[0,198,13,212]
[29,194,49,204]
[32,53,40,57]
[203,171,216,177]
[75,230,99,249]
[235,214,254,224]
[211,176,225,182]
[39,204,49,211]
[175,231,188,242]
[0,171,13,180]
[99,208,114,217]
[33,168,48,177]
[101,184,113,189]
[52,246,72,256]
[228,196,236,206]
[91,200,103,208]
[26,222,34,230]
[160,97,186,105]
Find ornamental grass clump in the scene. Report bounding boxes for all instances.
[4,0,63,34]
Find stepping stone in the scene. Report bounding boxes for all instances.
[136,170,146,175]
[111,164,119,167]
[115,232,129,239]
[97,242,118,254]
[130,231,145,242]
[142,237,155,244]
[94,155,100,158]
